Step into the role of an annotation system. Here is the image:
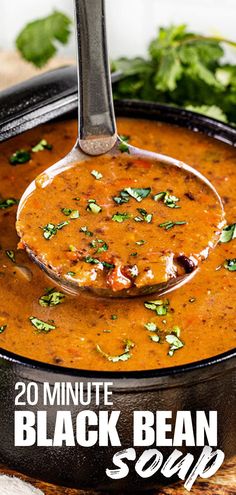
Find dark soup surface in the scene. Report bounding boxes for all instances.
[0,117,235,370]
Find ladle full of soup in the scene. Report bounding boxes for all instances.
[16,0,225,298]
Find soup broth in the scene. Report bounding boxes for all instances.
[0,117,235,370]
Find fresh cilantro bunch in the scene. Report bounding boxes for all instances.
[16,11,72,68]
[112,25,236,124]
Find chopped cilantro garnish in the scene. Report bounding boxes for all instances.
[159,220,187,230]
[69,245,76,252]
[220,224,236,243]
[118,138,130,153]
[42,221,69,240]
[130,252,138,257]
[0,198,18,209]
[144,322,157,332]
[32,139,52,152]
[5,250,16,263]
[0,325,7,334]
[86,199,102,214]
[16,11,72,68]
[91,170,103,180]
[223,258,236,272]
[9,149,31,165]
[114,187,151,205]
[112,212,130,223]
[84,256,114,269]
[149,334,160,343]
[166,327,184,356]
[61,208,79,219]
[153,191,180,208]
[123,187,151,202]
[136,240,146,245]
[80,226,93,237]
[144,299,169,315]
[111,314,118,320]
[90,239,108,254]
[135,208,153,223]
[96,338,135,362]
[39,288,65,307]
[67,271,76,277]
[29,316,56,333]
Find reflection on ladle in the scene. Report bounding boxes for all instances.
[16,0,225,298]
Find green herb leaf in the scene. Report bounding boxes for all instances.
[90,239,108,254]
[9,149,31,165]
[136,239,146,245]
[144,299,169,316]
[123,187,151,202]
[153,190,180,208]
[91,170,103,180]
[67,271,76,277]
[32,139,52,152]
[135,208,153,223]
[112,212,130,223]
[0,198,18,210]
[0,325,7,334]
[61,208,79,219]
[220,224,236,243]
[80,226,93,237]
[159,220,187,230]
[42,221,69,240]
[223,258,236,272]
[86,199,102,214]
[16,11,72,68]
[144,322,157,332]
[118,138,130,153]
[166,328,184,356]
[5,250,16,263]
[96,339,135,362]
[84,256,114,269]
[149,334,160,343]
[39,288,65,307]
[29,316,56,333]
[111,314,118,320]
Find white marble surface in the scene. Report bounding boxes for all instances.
[0,0,236,60]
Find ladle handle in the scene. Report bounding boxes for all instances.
[75,0,117,156]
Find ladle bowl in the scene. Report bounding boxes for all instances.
[16,0,225,298]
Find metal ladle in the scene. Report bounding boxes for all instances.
[17,0,225,298]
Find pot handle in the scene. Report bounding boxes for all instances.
[0,66,122,142]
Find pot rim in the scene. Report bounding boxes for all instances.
[0,98,235,381]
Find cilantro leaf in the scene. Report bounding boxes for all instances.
[0,198,18,210]
[112,212,130,223]
[9,149,31,165]
[153,191,180,208]
[80,226,93,237]
[39,288,65,307]
[124,187,151,202]
[29,316,56,333]
[0,325,7,334]
[5,250,16,263]
[16,11,72,68]
[144,299,169,316]
[166,327,184,356]
[159,220,187,230]
[86,199,102,214]
[32,139,52,152]
[223,259,236,272]
[42,221,69,240]
[220,224,236,243]
[96,339,135,363]
[91,170,103,180]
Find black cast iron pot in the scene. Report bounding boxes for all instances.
[0,67,235,491]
